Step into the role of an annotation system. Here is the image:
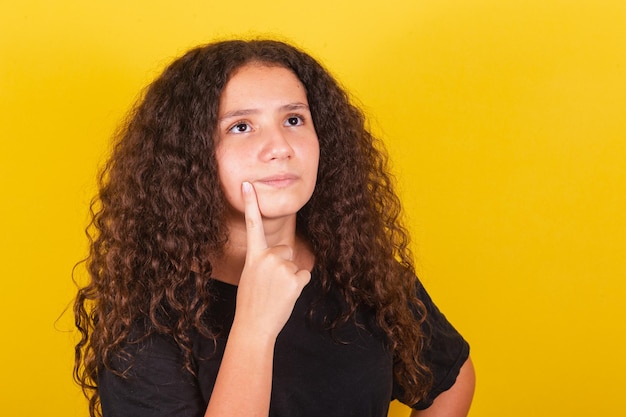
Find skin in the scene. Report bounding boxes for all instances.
[204,63,475,417]
[205,64,317,417]
[412,358,475,417]
[205,182,311,417]
[210,63,319,285]
[215,64,319,224]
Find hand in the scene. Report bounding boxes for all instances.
[232,181,311,340]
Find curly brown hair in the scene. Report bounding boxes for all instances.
[74,39,431,416]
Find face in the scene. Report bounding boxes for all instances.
[215,63,320,221]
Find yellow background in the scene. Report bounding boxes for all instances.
[1,1,625,416]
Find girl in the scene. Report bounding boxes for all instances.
[74,39,475,417]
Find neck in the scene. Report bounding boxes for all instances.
[210,214,314,285]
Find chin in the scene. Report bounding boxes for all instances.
[258,205,302,220]
[257,196,309,219]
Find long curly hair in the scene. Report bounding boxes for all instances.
[74,39,431,416]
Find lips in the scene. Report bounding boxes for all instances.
[256,173,299,188]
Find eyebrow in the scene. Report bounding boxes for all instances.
[218,102,310,122]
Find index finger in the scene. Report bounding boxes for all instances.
[242,181,267,254]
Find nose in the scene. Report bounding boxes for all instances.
[260,126,293,161]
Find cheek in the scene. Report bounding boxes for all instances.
[216,150,245,209]
[219,173,241,209]
[307,142,320,181]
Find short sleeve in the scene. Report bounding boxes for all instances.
[98,331,206,417]
[393,280,470,410]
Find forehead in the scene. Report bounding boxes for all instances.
[219,64,308,110]
[228,62,299,83]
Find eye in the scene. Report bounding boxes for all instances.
[285,115,304,127]
[228,122,252,134]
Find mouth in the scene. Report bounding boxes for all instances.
[256,174,299,188]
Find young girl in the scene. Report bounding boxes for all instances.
[74,39,475,417]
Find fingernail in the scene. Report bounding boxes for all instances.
[242,181,252,193]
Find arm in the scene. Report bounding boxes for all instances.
[204,183,310,417]
[203,321,277,417]
[411,357,475,417]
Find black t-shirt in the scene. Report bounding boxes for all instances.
[99,270,469,417]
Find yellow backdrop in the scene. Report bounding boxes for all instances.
[1,1,625,416]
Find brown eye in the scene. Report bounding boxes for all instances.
[228,122,252,133]
[285,116,303,126]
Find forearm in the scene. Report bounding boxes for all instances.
[411,357,475,417]
[204,323,276,417]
